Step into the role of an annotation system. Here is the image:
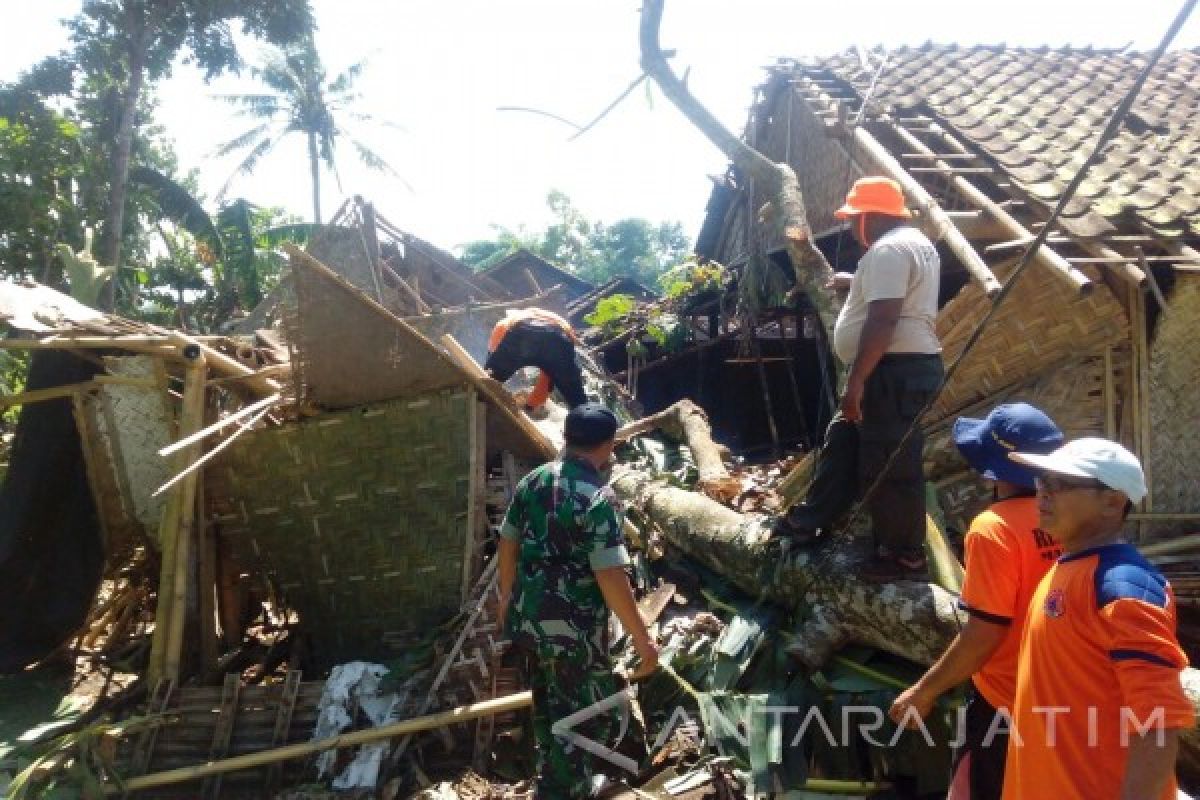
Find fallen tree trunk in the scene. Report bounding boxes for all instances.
[610,469,1200,779]
[612,469,961,667]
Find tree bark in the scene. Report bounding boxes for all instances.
[100,18,149,310]
[638,0,838,334]
[612,469,961,667]
[308,131,322,224]
[616,398,738,501]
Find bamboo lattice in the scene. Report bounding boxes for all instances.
[210,390,480,664]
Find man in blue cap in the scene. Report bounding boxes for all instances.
[497,402,658,798]
[887,402,1063,800]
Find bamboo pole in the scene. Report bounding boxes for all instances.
[105,691,534,795]
[843,122,1003,297]
[1077,242,1148,287]
[166,334,280,397]
[0,381,94,408]
[158,393,280,457]
[196,449,218,675]
[1104,346,1117,439]
[152,406,272,497]
[1135,286,1153,517]
[0,337,176,356]
[889,122,1095,293]
[148,353,208,685]
[165,356,207,682]
[1132,534,1200,561]
[794,79,1001,298]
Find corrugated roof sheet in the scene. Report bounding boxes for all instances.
[803,45,1200,237]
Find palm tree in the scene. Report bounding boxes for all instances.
[214,38,401,224]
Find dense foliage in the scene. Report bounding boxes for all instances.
[458,190,690,288]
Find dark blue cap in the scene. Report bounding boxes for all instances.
[952,402,1063,489]
[564,402,618,447]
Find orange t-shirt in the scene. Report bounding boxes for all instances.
[958,496,1060,711]
[1002,542,1194,800]
[487,308,577,409]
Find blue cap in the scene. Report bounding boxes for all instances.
[564,403,618,447]
[952,403,1063,489]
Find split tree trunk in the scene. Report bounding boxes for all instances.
[638,0,838,334]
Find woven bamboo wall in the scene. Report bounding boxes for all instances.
[74,355,173,557]
[210,389,482,664]
[286,249,470,410]
[926,348,1126,534]
[928,263,1128,426]
[1146,274,1200,540]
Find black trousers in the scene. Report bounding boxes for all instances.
[483,320,588,408]
[787,353,943,556]
[950,690,1009,800]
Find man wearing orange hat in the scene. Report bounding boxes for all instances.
[776,176,943,582]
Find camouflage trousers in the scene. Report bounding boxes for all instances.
[523,649,624,799]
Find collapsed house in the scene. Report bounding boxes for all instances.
[4,43,1200,800]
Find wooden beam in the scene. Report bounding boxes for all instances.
[1075,243,1147,285]
[797,76,1001,296]
[836,118,1003,297]
[104,691,534,795]
[888,122,1094,294]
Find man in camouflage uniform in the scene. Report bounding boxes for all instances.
[497,403,659,798]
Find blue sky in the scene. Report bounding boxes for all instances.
[2,1,1197,253]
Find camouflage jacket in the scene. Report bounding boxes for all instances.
[499,456,630,660]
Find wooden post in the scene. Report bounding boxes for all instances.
[148,351,208,684]
[196,411,218,675]
[1103,346,1116,439]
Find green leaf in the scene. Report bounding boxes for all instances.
[128,166,223,257]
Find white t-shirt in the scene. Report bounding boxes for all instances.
[832,226,942,365]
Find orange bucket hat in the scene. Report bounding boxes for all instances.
[834,176,912,219]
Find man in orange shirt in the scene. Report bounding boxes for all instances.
[1002,438,1193,800]
[888,403,1063,800]
[484,308,588,411]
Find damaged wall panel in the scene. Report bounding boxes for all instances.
[210,389,483,665]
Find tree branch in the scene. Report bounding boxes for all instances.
[638,0,838,332]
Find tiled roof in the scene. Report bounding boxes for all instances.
[806,45,1200,237]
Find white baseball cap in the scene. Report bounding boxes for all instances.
[1008,437,1147,503]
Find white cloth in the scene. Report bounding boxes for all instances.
[832,226,941,365]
